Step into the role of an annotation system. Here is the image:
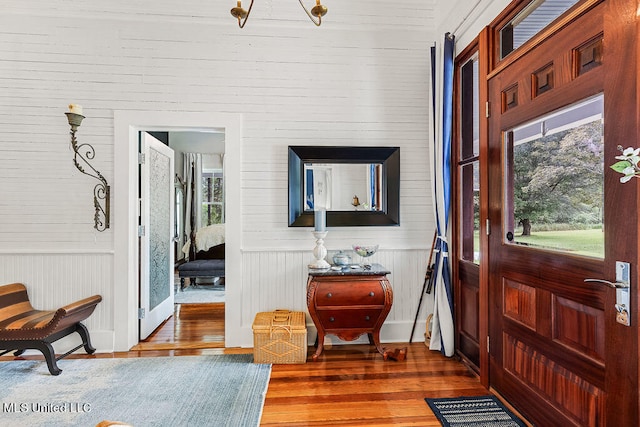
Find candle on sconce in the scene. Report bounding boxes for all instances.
[314,209,326,232]
[68,103,83,116]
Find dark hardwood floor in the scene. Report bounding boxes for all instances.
[1,303,519,426]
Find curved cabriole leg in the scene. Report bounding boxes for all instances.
[34,341,62,375]
[369,330,386,357]
[75,323,96,354]
[367,333,375,345]
[312,331,325,361]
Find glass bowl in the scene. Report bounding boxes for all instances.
[352,244,379,258]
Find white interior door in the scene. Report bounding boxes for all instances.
[139,133,175,340]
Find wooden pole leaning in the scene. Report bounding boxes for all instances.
[409,230,437,343]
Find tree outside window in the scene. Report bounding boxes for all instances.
[506,94,604,258]
[202,170,224,225]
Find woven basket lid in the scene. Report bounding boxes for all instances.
[252,310,306,331]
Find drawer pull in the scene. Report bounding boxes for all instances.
[365,316,371,321]
[369,292,375,297]
[327,293,332,298]
[329,317,335,322]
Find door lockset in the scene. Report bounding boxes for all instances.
[615,261,631,326]
[584,261,631,326]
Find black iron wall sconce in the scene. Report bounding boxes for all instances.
[65,104,110,231]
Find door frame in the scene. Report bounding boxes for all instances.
[452,29,491,387]
[113,111,242,351]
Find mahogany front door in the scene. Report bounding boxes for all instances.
[486,1,638,425]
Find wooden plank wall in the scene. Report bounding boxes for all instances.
[0,1,437,350]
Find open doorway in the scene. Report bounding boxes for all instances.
[167,131,226,306]
[113,111,242,352]
[138,130,226,345]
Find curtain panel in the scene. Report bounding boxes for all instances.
[428,33,455,357]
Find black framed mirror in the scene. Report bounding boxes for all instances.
[288,146,400,227]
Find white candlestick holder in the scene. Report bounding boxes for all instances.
[308,231,330,269]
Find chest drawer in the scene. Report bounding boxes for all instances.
[315,281,385,306]
[317,308,384,329]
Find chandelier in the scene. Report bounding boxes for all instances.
[231,0,328,28]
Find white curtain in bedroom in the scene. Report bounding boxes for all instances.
[184,152,202,259]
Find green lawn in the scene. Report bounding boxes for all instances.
[473,228,604,259]
[513,228,604,258]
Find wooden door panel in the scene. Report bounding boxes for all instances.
[460,283,479,337]
[553,295,605,362]
[503,279,536,329]
[458,262,480,367]
[502,333,605,427]
[490,3,605,130]
[498,275,606,373]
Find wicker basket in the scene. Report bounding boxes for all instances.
[252,310,307,364]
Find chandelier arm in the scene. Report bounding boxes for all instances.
[298,0,322,26]
[238,0,255,28]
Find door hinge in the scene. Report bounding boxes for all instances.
[138,153,145,164]
[485,101,490,118]
[486,219,491,235]
[487,336,490,353]
[138,225,145,237]
[138,308,145,319]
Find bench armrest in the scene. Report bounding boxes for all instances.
[59,295,103,317]
[52,295,103,333]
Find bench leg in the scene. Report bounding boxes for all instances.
[75,323,96,354]
[180,277,186,291]
[33,341,62,376]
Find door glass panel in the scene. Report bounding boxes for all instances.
[504,94,604,258]
[500,0,580,59]
[459,55,480,264]
[461,162,480,263]
[149,147,172,310]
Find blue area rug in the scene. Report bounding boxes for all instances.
[425,395,526,427]
[0,354,270,427]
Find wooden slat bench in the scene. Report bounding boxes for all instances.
[0,283,102,375]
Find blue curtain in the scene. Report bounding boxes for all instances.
[429,33,455,356]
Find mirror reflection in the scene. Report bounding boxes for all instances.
[304,163,384,212]
[288,146,400,227]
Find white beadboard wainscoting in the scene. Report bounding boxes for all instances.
[0,247,434,352]
[238,247,434,347]
[0,251,114,353]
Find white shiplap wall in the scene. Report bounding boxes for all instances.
[0,1,437,350]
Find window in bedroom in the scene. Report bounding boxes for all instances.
[202,169,224,225]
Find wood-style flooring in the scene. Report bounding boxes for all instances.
[1,303,501,426]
